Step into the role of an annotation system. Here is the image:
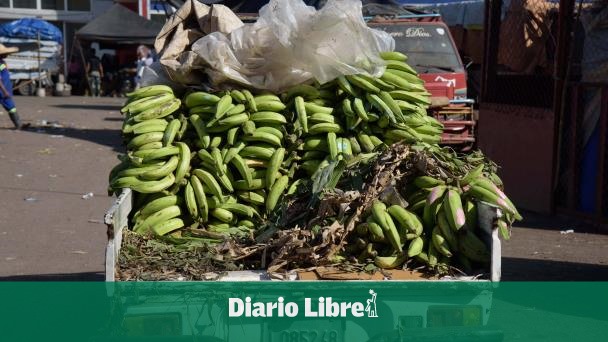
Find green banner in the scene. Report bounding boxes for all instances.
[1,282,606,342]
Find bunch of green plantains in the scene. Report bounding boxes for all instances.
[109,52,520,274]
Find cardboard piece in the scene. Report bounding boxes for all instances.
[153,0,243,85]
[154,0,210,64]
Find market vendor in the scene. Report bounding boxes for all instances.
[0,44,23,129]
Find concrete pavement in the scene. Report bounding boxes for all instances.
[0,96,124,279]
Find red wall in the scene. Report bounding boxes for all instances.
[478,103,555,213]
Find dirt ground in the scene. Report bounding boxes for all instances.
[0,96,607,281]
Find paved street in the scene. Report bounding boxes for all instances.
[502,212,608,280]
[0,96,124,279]
[0,96,607,280]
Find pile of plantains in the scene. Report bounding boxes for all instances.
[109,52,521,275]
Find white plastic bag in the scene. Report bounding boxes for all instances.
[141,62,187,92]
[192,0,394,91]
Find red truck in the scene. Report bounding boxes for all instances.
[367,12,477,151]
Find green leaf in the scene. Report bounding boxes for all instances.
[311,160,339,194]
[364,263,377,272]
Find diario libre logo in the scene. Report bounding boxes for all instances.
[228,290,379,318]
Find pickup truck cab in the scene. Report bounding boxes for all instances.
[367,13,476,151]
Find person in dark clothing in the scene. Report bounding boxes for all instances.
[68,57,86,96]
[0,44,22,129]
[101,53,118,96]
[86,48,104,97]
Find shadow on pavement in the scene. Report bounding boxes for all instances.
[0,271,104,281]
[22,126,125,152]
[516,210,602,234]
[52,104,122,111]
[104,117,124,122]
[502,257,608,281]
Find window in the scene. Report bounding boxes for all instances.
[372,23,463,73]
[13,0,37,9]
[67,0,90,11]
[151,0,175,16]
[42,0,65,10]
[151,0,168,12]
[1,0,89,11]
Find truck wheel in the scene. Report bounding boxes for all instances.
[16,80,36,96]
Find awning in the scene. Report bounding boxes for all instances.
[76,4,164,45]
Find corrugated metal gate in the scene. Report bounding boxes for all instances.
[479,0,559,214]
[480,0,608,229]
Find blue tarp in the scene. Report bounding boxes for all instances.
[395,0,500,27]
[0,18,63,43]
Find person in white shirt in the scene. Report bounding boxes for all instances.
[134,45,154,90]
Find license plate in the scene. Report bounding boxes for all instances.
[266,320,343,342]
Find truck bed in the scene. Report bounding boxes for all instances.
[105,188,502,282]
